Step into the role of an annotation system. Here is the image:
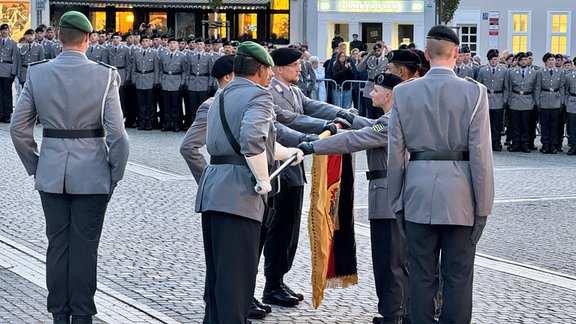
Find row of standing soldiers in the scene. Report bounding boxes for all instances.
[455,48,576,155]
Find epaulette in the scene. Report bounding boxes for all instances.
[465,76,478,83]
[29,59,49,66]
[273,84,283,93]
[97,61,117,70]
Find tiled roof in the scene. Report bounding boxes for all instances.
[51,0,270,9]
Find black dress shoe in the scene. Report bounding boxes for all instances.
[508,144,520,152]
[253,297,272,313]
[556,146,564,152]
[71,316,92,324]
[262,287,299,307]
[248,301,267,319]
[53,313,70,324]
[567,147,576,155]
[520,145,531,153]
[144,121,153,130]
[281,282,304,301]
[373,316,403,324]
[540,145,550,154]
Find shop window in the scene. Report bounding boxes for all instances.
[206,12,227,39]
[149,12,168,31]
[238,13,257,40]
[89,11,106,31]
[458,25,477,56]
[176,12,196,38]
[0,2,30,40]
[548,12,570,54]
[270,14,289,43]
[115,12,134,34]
[271,0,289,10]
[509,11,530,53]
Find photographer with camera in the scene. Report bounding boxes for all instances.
[356,41,389,118]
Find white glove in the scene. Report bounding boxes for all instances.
[245,151,271,195]
[274,142,304,166]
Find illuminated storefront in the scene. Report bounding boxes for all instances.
[49,0,290,43]
[0,1,31,40]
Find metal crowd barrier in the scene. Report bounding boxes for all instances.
[314,79,367,109]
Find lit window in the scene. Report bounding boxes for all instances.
[549,13,569,54]
[509,12,530,53]
[512,35,527,53]
[89,11,106,31]
[513,14,528,32]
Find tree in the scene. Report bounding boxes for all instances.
[436,0,460,24]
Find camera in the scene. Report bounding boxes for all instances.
[142,23,150,29]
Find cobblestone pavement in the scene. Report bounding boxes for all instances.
[1,124,576,323]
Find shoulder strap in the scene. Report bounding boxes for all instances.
[218,89,242,155]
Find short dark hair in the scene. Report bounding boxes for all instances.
[234,54,264,77]
[58,27,87,46]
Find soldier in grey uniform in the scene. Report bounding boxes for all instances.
[17,29,45,87]
[35,26,53,60]
[184,38,213,128]
[195,41,303,323]
[158,37,186,132]
[505,52,538,152]
[298,73,409,324]
[388,25,494,324]
[104,32,133,125]
[535,52,565,154]
[356,43,388,118]
[564,58,576,155]
[10,11,129,324]
[385,49,421,81]
[131,35,159,130]
[454,48,475,79]
[263,47,348,308]
[86,30,108,62]
[476,49,509,151]
[0,23,17,123]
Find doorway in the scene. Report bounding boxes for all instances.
[361,23,382,51]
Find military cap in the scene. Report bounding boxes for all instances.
[140,35,149,41]
[398,44,409,50]
[204,39,211,45]
[168,37,177,43]
[515,52,527,60]
[542,52,554,62]
[90,30,98,35]
[486,49,499,60]
[177,37,186,42]
[195,37,204,43]
[151,33,160,39]
[374,72,403,90]
[426,25,460,45]
[111,32,121,38]
[0,24,9,30]
[222,40,231,46]
[231,40,239,47]
[212,54,235,79]
[408,43,416,49]
[46,26,54,31]
[555,53,564,59]
[98,30,106,35]
[387,49,421,65]
[270,47,302,66]
[373,43,383,50]
[106,28,114,34]
[59,11,93,33]
[237,41,274,67]
[526,51,533,56]
[212,38,222,44]
[35,26,46,33]
[411,49,430,69]
[459,45,471,54]
[573,57,576,64]
[24,29,35,36]
[160,34,168,39]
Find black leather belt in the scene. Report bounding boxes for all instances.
[541,88,560,92]
[570,91,576,97]
[368,78,374,82]
[137,70,154,74]
[0,60,13,64]
[210,155,247,166]
[116,66,125,69]
[194,72,210,76]
[22,65,29,68]
[512,90,532,95]
[488,90,503,94]
[164,71,182,75]
[43,128,105,138]
[410,151,469,161]
[366,170,387,180]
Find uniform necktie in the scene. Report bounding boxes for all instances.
[28,44,31,51]
[170,53,173,59]
[2,39,4,46]
[115,47,117,53]
[197,53,200,60]
[457,67,460,74]
[492,68,495,74]
[550,70,553,76]
[521,70,525,79]
[143,50,146,57]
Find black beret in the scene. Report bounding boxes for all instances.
[411,49,429,69]
[0,24,9,30]
[151,33,160,38]
[212,38,222,44]
[270,47,302,66]
[373,43,383,50]
[526,51,533,56]
[195,37,204,43]
[573,57,576,64]
[223,41,231,46]
[459,46,471,53]
[35,26,45,33]
[398,44,408,50]
[515,52,527,60]
[204,39,211,45]
[374,73,403,90]
[487,49,499,60]
[112,32,121,38]
[98,30,106,35]
[387,49,421,65]
[211,54,235,79]
[542,52,554,62]
[168,37,177,43]
[426,25,460,45]
[160,34,168,39]
[231,41,239,47]
[408,43,416,48]
[140,35,149,41]
[24,29,35,35]
[46,26,54,31]
[107,28,114,34]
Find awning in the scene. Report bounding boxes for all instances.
[50,0,271,10]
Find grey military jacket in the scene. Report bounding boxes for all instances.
[10,50,130,194]
[297,60,317,96]
[356,51,388,98]
[38,38,53,60]
[181,96,215,183]
[131,47,159,90]
[476,65,509,109]
[314,113,394,220]
[564,69,576,114]
[388,67,494,226]
[104,45,132,86]
[185,51,213,91]
[454,64,475,78]
[158,50,186,91]
[534,67,565,109]
[17,43,45,83]
[86,43,109,62]
[0,37,18,77]
[195,77,276,222]
[505,67,537,111]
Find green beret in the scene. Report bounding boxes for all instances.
[59,11,93,33]
[237,41,274,67]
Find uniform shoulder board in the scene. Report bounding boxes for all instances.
[465,76,478,83]
[273,84,283,93]
[399,77,417,86]
[97,61,117,70]
[29,59,49,66]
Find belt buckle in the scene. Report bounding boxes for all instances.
[550,88,554,92]
[489,90,494,94]
[196,72,200,76]
[519,90,525,95]
[168,71,173,75]
[142,70,146,74]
